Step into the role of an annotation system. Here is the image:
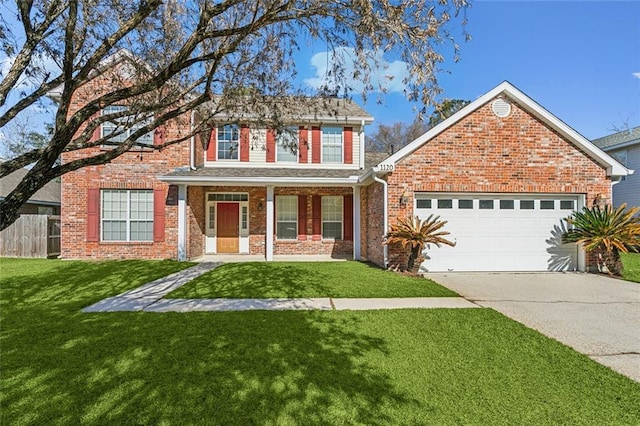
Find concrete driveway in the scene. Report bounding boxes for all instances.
[425,272,640,383]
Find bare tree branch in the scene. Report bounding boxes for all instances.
[0,0,471,230]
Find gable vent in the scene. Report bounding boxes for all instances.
[492,98,511,118]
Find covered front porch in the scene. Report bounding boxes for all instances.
[159,168,365,262]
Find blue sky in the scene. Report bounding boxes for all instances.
[302,1,640,140]
[1,1,638,146]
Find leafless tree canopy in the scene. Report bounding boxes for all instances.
[367,120,427,155]
[0,0,470,230]
[367,98,470,154]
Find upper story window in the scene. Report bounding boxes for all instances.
[217,124,240,160]
[322,127,343,163]
[277,127,298,162]
[101,106,153,145]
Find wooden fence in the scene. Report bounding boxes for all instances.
[0,215,61,258]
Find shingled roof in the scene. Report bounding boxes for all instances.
[592,126,640,150]
[202,96,374,125]
[166,167,362,180]
[0,167,61,206]
[161,152,390,183]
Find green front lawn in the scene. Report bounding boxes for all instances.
[167,261,456,299]
[2,258,639,424]
[622,252,640,283]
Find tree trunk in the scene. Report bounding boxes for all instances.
[407,245,422,273]
[603,248,623,276]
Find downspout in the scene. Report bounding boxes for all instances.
[373,174,388,268]
[359,119,366,169]
[189,110,196,170]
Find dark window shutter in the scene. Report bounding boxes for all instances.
[312,127,321,164]
[206,128,216,161]
[87,188,100,242]
[298,195,307,240]
[298,126,308,163]
[240,125,250,162]
[343,127,353,164]
[153,188,165,242]
[91,112,101,142]
[154,126,165,146]
[266,129,276,162]
[343,194,353,241]
[312,195,321,240]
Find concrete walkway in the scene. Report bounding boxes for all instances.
[83,262,221,312]
[426,272,640,383]
[145,297,477,312]
[83,263,478,313]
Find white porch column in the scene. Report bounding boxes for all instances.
[265,185,274,261]
[353,185,361,260]
[177,184,187,261]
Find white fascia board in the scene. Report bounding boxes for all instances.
[300,115,375,125]
[357,168,375,184]
[210,114,373,126]
[375,82,513,172]
[375,81,630,177]
[505,85,629,177]
[157,175,362,187]
[47,84,64,101]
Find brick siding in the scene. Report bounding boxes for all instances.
[362,182,385,266]
[61,65,192,260]
[379,97,611,270]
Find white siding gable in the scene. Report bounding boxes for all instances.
[609,144,640,208]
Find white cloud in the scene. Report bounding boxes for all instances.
[633,72,640,79]
[304,47,409,94]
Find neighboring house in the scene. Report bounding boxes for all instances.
[61,78,629,272]
[592,126,639,208]
[0,165,61,258]
[0,165,61,215]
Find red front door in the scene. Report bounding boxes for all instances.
[216,203,239,253]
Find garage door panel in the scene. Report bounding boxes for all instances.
[415,193,581,272]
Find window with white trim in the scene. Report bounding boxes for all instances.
[277,128,298,162]
[101,106,153,145]
[322,196,343,239]
[101,189,153,241]
[322,127,343,163]
[276,196,297,240]
[217,124,240,160]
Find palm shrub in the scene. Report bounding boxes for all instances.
[385,215,455,272]
[562,203,640,276]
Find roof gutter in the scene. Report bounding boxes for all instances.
[157,175,362,187]
[190,110,196,170]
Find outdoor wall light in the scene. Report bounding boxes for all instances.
[258,202,264,211]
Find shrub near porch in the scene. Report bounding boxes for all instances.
[167,262,457,299]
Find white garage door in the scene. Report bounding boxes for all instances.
[415,193,583,272]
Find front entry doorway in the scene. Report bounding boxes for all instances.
[216,202,239,253]
[205,192,249,254]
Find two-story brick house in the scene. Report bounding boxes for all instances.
[61,70,629,271]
